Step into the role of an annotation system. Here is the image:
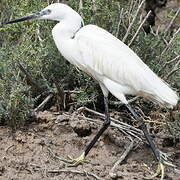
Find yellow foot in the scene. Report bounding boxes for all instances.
[146,160,176,180]
[63,152,89,167]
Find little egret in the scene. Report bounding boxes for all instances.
[6,3,178,179]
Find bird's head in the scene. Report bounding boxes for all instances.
[5,3,81,24]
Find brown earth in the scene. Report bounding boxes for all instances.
[0,110,180,180]
[0,0,179,180]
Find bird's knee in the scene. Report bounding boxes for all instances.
[103,117,110,127]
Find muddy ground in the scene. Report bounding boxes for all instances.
[0,109,180,180]
[0,0,179,179]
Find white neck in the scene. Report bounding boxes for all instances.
[52,12,83,40]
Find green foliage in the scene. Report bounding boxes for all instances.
[0,0,179,128]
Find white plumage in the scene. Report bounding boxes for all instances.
[49,4,178,108]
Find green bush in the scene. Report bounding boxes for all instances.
[0,0,179,128]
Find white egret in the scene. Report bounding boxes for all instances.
[6,3,178,179]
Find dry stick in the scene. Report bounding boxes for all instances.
[34,93,54,112]
[164,60,180,81]
[17,61,43,91]
[122,0,145,43]
[161,27,180,56]
[158,55,180,75]
[109,138,134,178]
[47,147,72,163]
[165,8,180,34]
[74,109,143,140]
[128,0,134,16]
[116,7,124,37]
[77,107,143,135]
[53,79,66,109]
[76,114,143,140]
[79,0,83,11]
[46,169,102,180]
[128,10,151,46]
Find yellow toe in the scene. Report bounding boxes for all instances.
[66,152,88,166]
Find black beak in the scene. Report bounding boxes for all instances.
[6,13,39,24]
[5,9,51,24]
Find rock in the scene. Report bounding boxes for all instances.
[71,120,92,137]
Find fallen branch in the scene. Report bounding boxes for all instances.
[77,107,143,135]
[109,137,134,178]
[33,165,102,180]
[34,93,54,113]
[47,147,71,163]
[46,169,102,180]
[17,61,44,92]
[72,108,143,140]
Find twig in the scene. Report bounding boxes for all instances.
[164,60,180,80]
[5,144,14,153]
[165,8,180,33]
[47,147,71,163]
[77,107,142,134]
[158,55,180,74]
[160,27,180,56]
[128,0,134,17]
[115,6,123,37]
[17,61,43,92]
[92,0,97,14]
[77,114,142,139]
[33,160,102,180]
[46,169,102,180]
[109,137,134,178]
[53,78,65,110]
[79,0,83,12]
[128,10,151,46]
[122,0,145,43]
[64,90,83,93]
[34,93,54,113]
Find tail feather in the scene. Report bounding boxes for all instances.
[147,78,178,108]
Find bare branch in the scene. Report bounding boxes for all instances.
[128,10,151,46]
[164,60,180,80]
[53,79,65,110]
[34,93,54,113]
[116,6,124,37]
[79,0,83,12]
[17,61,44,92]
[165,8,180,33]
[158,55,180,75]
[122,0,145,43]
[109,137,134,178]
[161,27,180,56]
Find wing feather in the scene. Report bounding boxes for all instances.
[74,25,178,106]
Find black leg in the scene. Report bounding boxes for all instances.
[84,96,110,156]
[126,104,160,161]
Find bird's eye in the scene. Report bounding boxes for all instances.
[46,9,51,14]
[41,9,51,16]
[47,9,51,14]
